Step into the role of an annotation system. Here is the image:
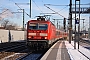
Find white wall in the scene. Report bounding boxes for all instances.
[0,29,25,43]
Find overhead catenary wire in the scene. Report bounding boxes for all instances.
[32,0,43,13]
[45,4,69,6]
[0,9,9,20]
[45,3,90,6]
[57,5,69,13]
[45,4,70,19]
[44,4,69,14]
[15,3,30,17]
[40,5,69,15]
[10,0,30,17]
[44,4,67,19]
[45,3,90,20]
[0,9,9,15]
[72,3,90,6]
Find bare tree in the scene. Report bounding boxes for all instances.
[1,19,18,30]
[1,19,9,29]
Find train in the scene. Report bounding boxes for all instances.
[26,16,68,49]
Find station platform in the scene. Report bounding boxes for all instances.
[41,40,90,60]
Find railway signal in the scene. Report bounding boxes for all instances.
[75,18,79,24]
[63,18,66,31]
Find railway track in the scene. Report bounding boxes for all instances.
[77,38,90,59]
[16,44,53,60]
[0,41,29,60]
[0,52,26,60]
[0,41,49,60]
[0,42,25,52]
[80,38,90,50]
[17,41,59,60]
[0,48,48,60]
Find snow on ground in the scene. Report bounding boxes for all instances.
[65,41,89,60]
[71,41,90,59]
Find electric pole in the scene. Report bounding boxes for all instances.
[22,9,24,31]
[68,0,72,43]
[18,9,25,31]
[30,0,31,17]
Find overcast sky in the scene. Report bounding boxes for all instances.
[0,0,90,30]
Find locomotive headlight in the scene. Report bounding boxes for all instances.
[28,36,31,38]
[45,37,47,39]
[40,33,48,36]
[28,33,36,36]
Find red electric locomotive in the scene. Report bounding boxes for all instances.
[26,16,67,48]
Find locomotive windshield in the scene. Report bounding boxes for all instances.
[29,23,48,30]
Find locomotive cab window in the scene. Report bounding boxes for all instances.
[38,24,48,30]
[29,23,38,30]
[29,23,48,30]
